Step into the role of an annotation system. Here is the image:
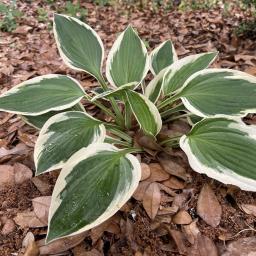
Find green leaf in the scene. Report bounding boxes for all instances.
[180,117,256,191]
[54,14,104,80]
[162,52,217,95]
[106,25,148,88]
[179,69,256,117]
[21,103,85,129]
[150,40,177,75]
[34,111,105,175]
[0,75,85,115]
[144,68,166,103]
[91,82,136,101]
[187,114,202,126]
[46,143,141,242]
[125,90,162,136]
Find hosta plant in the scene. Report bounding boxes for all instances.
[2,14,256,242]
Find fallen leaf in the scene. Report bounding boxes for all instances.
[140,163,151,180]
[32,196,51,226]
[132,181,150,201]
[37,233,87,255]
[221,237,256,256]
[14,162,33,184]
[24,241,40,256]
[168,229,187,255]
[172,210,192,225]
[14,211,46,228]
[146,163,169,182]
[240,203,256,217]
[0,165,15,190]
[162,176,185,189]
[13,25,33,34]
[142,182,161,219]
[31,176,51,195]
[197,184,222,227]
[1,218,16,235]
[197,234,218,256]
[182,220,200,244]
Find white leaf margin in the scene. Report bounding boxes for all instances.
[106,25,149,88]
[149,40,178,76]
[144,67,167,103]
[179,68,256,118]
[162,52,218,96]
[46,143,141,242]
[126,91,162,136]
[53,14,105,79]
[0,74,85,116]
[34,111,106,175]
[180,117,256,191]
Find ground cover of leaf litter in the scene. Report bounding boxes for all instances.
[0,1,256,255]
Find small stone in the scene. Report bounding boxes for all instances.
[1,219,16,235]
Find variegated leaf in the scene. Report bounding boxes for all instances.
[162,52,217,95]
[179,69,256,117]
[0,75,85,115]
[126,90,162,136]
[150,40,177,75]
[54,14,104,81]
[180,117,256,191]
[106,25,148,88]
[46,143,141,242]
[34,111,105,175]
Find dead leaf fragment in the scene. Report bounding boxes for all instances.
[0,165,15,190]
[147,163,169,182]
[14,211,46,228]
[222,237,256,256]
[168,229,187,255]
[37,233,87,255]
[172,210,192,225]
[240,203,256,217]
[1,218,16,235]
[182,220,200,244]
[24,241,40,256]
[162,176,185,189]
[142,182,161,219]
[197,234,218,256]
[133,181,150,201]
[14,162,33,184]
[140,163,151,180]
[32,196,51,225]
[197,184,222,227]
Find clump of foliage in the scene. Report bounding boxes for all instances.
[64,1,87,20]
[0,1,22,32]
[178,0,219,11]
[1,14,256,243]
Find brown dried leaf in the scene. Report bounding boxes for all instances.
[169,229,187,255]
[14,162,33,184]
[222,237,256,256]
[142,182,161,219]
[240,203,256,217]
[0,165,15,190]
[32,196,51,226]
[197,234,218,256]
[182,221,200,244]
[14,211,45,228]
[140,163,151,181]
[197,184,222,227]
[132,181,150,201]
[172,210,192,225]
[31,176,51,195]
[37,233,87,255]
[162,176,185,190]
[146,163,169,182]
[23,241,40,256]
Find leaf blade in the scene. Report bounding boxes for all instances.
[0,75,85,115]
[34,111,105,175]
[180,117,256,191]
[126,90,162,136]
[106,25,149,88]
[53,14,104,80]
[46,143,141,242]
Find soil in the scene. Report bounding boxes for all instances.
[0,0,256,255]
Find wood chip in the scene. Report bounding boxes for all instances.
[197,184,222,227]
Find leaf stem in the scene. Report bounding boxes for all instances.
[98,75,125,127]
[159,135,181,146]
[158,93,181,110]
[106,126,133,144]
[160,103,186,118]
[105,137,132,147]
[120,147,144,155]
[125,101,132,130]
[164,113,192,123]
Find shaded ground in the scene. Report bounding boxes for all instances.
[0,0,256,255]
